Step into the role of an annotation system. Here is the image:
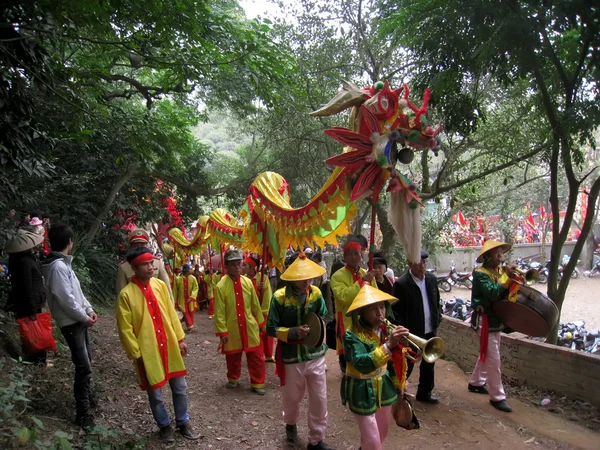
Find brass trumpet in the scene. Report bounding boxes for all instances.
[506,267,540,285]
[385,320,445,363]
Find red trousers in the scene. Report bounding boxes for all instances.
[261,332,274,361]
[225,350,266,388]
[207,297,214,317]
[183,302,195,329]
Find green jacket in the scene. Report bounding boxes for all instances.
[341,320,399,416]
[471,267,511,332]
[266,285,328,364]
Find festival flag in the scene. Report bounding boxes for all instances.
[456,210,468,231]
[526,212,537,231]
[539,203,547,221]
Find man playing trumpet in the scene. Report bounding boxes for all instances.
[341,285,412,450]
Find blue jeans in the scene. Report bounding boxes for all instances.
[146,376,189,428]
[60,322,93,419]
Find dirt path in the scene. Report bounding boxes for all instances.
[33,310,599,450]
[440,277,600,330]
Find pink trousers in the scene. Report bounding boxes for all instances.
[353,405,393,450]
[469,331,506,402]
[282,357,327,446]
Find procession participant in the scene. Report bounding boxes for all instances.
[372,254,394,296]
[164,261,174,289]
[116,228,174,304]
[242,255,274,362]
[116,247,199,442]
[330,237,377,373]
[203,267,220,319]
[267,252,333,450]
[391,249,442,404]
[214,249,266,395]
[468,240,516,413]
[173,264,199,332]
[342,285,410,450]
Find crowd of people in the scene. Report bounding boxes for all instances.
[3,218,520,449]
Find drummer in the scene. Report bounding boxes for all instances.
[468,240,516,413]
[266,252,332,450]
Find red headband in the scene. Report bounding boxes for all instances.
[129,235,148,243]
[131,252,154,266]
[244,257,258,269]
[343,241,362,253]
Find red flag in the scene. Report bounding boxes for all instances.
[526,212,537,230]
[456,211,468,230]
[539,203,547,221]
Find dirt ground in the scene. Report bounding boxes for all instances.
[30,308,599,450]
[440,277,600,330]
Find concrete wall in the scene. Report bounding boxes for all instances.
[432,242,582,272]
[438,316,600,407]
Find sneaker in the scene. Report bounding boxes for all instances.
[178,422,200,440]
[75,414,95,432]
[307,441,334,450]
[468,383,489,394]
[252,387,266,396]
[490,399,512,412]
[226,381,240,389]
[285,424,298,443]
[208,316,214,319]
[159,425,175,443]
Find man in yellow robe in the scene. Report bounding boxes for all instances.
[173,264,199,331]
[214,249,266,395]
[203,268,220,319]
[242,255,274,362]
[115,228,174,304]
[330,238,377,373]
[116,247,199,443]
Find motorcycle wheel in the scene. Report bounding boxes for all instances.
[462,279,473,290]
[571,268,579,279]
[538,272,547,284]
[438,280,452,293]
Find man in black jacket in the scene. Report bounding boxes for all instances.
[391,249,442,404]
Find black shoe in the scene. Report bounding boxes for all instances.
[490,399,512,412]
[286,424,298,443]
[159,425,175,443]
[178,422,200,440]
[416,392,439,404]
[307,442,334,450]
[75,414,95,431]
[468,383,489,394]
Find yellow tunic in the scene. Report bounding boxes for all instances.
[116,278,186,390]
[173,274,199,311]
[214,274,265,354]
[203,273,221,299]
[330,266,377,354]
[252,272,273,318]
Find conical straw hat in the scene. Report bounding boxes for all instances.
[5,229,44,254]
[280,252,326,281]
[346,284,398,316]
[476,240,511,263]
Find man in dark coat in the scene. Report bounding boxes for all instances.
[391,249,442,404]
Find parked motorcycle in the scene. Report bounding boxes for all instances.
[584,253,600,277]
[538,255,579,284]
[448,264,473,289]
[426,268,452,292]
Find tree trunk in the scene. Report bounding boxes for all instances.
[421,148,431,194]
[375,200,397,259]
[87,164,139,240]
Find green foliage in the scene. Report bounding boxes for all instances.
[0,358,146,449]
[71,234,118,306]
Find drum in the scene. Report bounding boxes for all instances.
[302,312,325,349]
[493,284,559,337]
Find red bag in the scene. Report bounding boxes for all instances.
[17,312,57,354]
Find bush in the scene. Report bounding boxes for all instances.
[71,234,118,306]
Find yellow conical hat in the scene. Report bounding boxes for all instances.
[280,252,326,281]
[346,284,398,316]
[476,240,511,263]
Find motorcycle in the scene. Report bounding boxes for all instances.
[448,264,473,290]
[426,268,452,292]
[585,253,600,277]
[538,255,579,284]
